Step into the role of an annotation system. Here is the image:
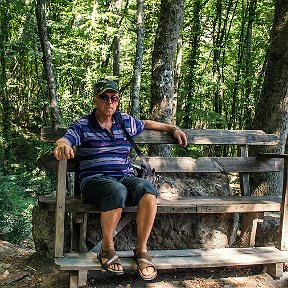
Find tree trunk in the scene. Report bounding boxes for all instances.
[130,0,145,118]
[174,37,182,119]
[243,0,257,129]
[113,0,122,80]
[36,0,61,127]
[91,0,98,26]
[0,0,11,171]
[150,0,185,156]
[212,0,234,129]
[183,0,202,129]
[251,0,288,196]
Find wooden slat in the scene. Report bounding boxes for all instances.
[239,145,250,196]
[41,126,279,145]
[39,155,283,173]
[38,195,281,213]
[55,247,288,271]
[54,160,67,258]
[280,158,288,250]
[145,157,283,173]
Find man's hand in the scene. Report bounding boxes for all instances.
[54,138,74,160]
[172,129,187,147]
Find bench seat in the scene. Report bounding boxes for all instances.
[56,247,288,270]
[38,195,282,214]
[55,247,288,287]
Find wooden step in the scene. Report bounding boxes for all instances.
[55,247,288,271]
[39,195,281,214]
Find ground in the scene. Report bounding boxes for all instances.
[1,240,288,288]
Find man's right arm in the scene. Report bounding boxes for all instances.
[54,138,75,160]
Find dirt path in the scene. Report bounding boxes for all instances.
[1,240,288,288]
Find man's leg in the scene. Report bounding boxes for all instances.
[100,208,123,272]
[101,208,122,248]
[135,193,157,277]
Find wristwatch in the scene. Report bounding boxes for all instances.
[170,125,180,134]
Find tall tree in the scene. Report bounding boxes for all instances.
[36,0,61,127]
[0,0,11,171]
[212,0,234,129]
[243,0,257,129]
[130,0,145,118]
[251,0,288,195]
[150,0,185,156]
[113,0,122,80]
[150,0,185,148]
[183,0,202,129]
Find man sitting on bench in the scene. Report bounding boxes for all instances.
[53,79,187,281]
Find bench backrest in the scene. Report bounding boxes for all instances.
[41,126,279,145]
[40,127,281,174]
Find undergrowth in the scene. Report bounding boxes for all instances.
[0,129,54,245]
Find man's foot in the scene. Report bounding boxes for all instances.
[134,249,157,281]
[97,248,124,275]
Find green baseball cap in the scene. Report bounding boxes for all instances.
[94,79,119,95]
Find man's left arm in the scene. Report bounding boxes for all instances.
[142,120,187,147]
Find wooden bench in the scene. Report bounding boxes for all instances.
[38,127,288,288]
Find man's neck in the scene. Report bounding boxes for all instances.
[95,111,113,124]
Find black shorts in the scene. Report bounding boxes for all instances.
[81,175,157,212]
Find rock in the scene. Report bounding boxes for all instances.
[255,213,280,247]
[32,205,71,257]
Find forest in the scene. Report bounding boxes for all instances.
[0,0,288,247]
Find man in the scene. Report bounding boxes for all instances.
[54,79,187,281]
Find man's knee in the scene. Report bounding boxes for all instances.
[139,193,157,207]
[109,182,128,204]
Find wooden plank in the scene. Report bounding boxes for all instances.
[39,154,283,173]
[38,195,282,213]
[239,212,259,247]
[41,127,279,145]
[280,158,288,250]
[54,160,67,258]
[55,247,288,271]
[239,145,250,196]
[144,157,283,173]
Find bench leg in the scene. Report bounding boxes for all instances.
[69,270,88,288]
[266,262,283,278]
[69,271,78,288]
[240,212,259,247]
[79,213,88,253]
[71,213,88,253]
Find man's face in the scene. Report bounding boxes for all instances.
[94,90,120,117]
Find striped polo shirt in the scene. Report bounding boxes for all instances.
[63,109,144,191]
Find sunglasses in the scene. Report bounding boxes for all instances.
[99,94,120,103]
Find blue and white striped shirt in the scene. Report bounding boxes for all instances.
[63,110,144,191]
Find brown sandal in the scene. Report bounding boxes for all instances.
[97,248,123,275]
[134,249,157,281]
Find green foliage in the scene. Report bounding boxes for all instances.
[0,169,53,244]
[0,127,54,244]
